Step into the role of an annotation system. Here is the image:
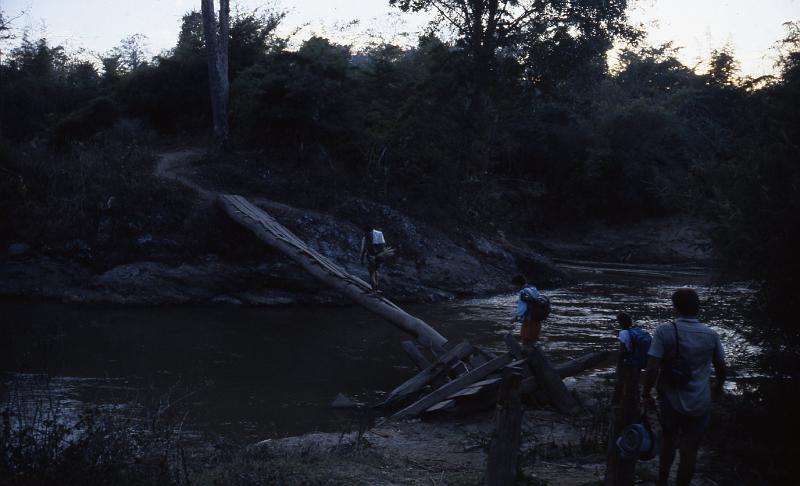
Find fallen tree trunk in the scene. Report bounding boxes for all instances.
[556,351,612,378]
[218,194,449,348]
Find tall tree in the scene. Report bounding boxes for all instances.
[390,0,636,111]
[201,0,230,155]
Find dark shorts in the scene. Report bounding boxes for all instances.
[367,254,382,272]
[658,395,710,437]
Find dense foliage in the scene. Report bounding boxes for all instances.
[0,6,798,316]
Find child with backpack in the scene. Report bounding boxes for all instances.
[617,312,652,368]
[510,275,551,347]
[613,312,652,404]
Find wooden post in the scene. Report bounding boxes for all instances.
[605,364,640,486]
[485,367,524,486]
[525,344,579,415]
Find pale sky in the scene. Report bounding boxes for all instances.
[2,0,798,77]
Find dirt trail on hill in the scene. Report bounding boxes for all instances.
[153,148,212,200]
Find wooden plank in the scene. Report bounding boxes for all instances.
[469,352,491,368]
[484,367,524,486]
[425,399,455,413]
[400,340,432,371]
[218,194,449,348]
[556,351,611,378]
[378,341,474,408]
[448,377,503,398]
[391,353,514,419]
[425,379,504,417]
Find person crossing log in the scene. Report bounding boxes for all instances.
[217,194,449,348]
[218,193,599,418]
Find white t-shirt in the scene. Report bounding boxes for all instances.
[648,317,726,416]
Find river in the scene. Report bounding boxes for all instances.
[0,266,760,442]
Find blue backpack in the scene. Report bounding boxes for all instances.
[625,327,652,369]
[520,287,551,321]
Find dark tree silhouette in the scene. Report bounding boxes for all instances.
[201,0,231,156]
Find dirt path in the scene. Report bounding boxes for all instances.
[153,148,214,201]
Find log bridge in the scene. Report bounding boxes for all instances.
[218,194,609,418]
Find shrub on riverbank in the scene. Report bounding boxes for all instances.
[0,137,197,267]
[1,376,190,486]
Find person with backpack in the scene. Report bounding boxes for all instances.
[612,312,651,404]
[359,227,389,292]
[642,288,727,486]
[510,275,551,347]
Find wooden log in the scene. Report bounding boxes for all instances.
[400,340,432,371]
[378,341,474,408]
[392,353,514,419]
[526,344,579,415]
[440,377,504,416]
[218,194,448,348]
[484,367,524,486]
[556,351,611,378]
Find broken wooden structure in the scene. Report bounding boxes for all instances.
[218,193,611,418]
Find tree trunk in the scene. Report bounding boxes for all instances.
[201,0,230,156]
[217,194,449,349]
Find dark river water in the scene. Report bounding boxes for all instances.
[0,267,761,442]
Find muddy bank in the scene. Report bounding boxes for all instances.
[534,216,713,265]
[0,197,563,305]
[0,148,711,306]
[0,209,712,306]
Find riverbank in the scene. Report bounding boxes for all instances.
[188,371,740,486]
[1,146,714,306]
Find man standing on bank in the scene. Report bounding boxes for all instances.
[642,288,727,486]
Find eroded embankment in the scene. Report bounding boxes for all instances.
[1,148,565,305]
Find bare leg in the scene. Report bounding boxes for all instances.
[369,270,378,291]
[676,433,701,486]
[658,432,677,486]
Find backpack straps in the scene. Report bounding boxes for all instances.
[671,321,681,360]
